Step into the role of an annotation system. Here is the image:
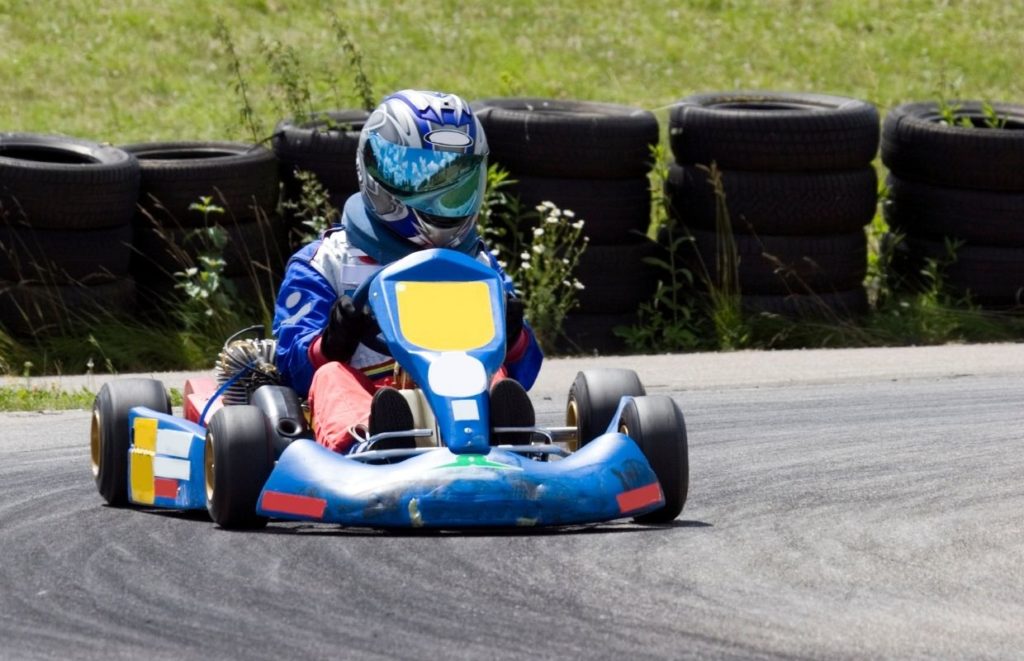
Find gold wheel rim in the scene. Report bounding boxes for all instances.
[566,398,580,452]
[204,433,216,502]
[90,408,102,478]
[618,422,629,437]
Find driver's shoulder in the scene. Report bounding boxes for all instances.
[308,228,382,293]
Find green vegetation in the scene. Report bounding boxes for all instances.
[0,383,184,412]
[0,385,98,412]
[3,0,1023,142]
[2,0,1024,388]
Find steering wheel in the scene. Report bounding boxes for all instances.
[350,276,391,356]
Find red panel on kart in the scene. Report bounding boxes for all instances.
[616,482,663,514]
[184,378,220,424]
[261,491,327,519]
[154,478,179,499]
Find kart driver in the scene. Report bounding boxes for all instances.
[272,89,543,453]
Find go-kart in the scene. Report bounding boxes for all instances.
[90,249,688,529]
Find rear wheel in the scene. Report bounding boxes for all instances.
[566,369,645,449]
[205,406,272,529]
[619,395,689,524]
[91,378,171,505]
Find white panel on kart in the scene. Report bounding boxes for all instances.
[427,352,486,397]
[156,429,192,458]
[153,456,191,481]
[451,399,480,421]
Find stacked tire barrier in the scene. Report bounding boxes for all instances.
[472,98,661,353]
[272,110,368,240]
[667,92,880,316]
[122,141,282,307]
[0,133,140,335]
[882,101,1024,307]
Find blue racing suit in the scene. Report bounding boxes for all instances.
[272,195,543,396]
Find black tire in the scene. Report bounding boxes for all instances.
[557,311,638,355]
[566,368,646,449]
[507,175,651,244]
[91,378,172,506]
[131,216,288,281]
[574,241,662,314]
[885,174,1024,246]
[902,236,1024,306]
[741,288,868,317]
[472,98,659,178]
[882,101,1024,191]
[0,223,132,282]
[685,230,867,295]
[618,395,688,524]
[121,141,279,226]
[666,163,877,235]
[669,92,880,171]
[272,110,368,214]
[205,406,273,529]
[0,133,140,230]
[0,277,135,336]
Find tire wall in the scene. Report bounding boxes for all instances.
[882,101,1024,306]
[666,92,880,318]
[272,110,368,239]
[472,98,662,354]
[0,133,141,334]
[6,96,1020,343]
[121,141,282,309]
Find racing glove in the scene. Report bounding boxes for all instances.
[505,294,525,345]
[320,295,372,363]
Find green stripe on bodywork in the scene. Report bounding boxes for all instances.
[434,454,522,471]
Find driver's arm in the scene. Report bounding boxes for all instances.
[272,254,338,396]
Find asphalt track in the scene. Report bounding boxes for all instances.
[2,344,1023,660]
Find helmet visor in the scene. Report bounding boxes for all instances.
[364,132,485,198]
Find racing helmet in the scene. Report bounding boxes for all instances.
[356,90,489,248]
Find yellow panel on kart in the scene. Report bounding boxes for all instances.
[396,281,495,351]
[133,416,158,452]
[130,449,155,505]
[130,417,158,505]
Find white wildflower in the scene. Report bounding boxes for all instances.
[533,227,544,237]
[533,244,545,254]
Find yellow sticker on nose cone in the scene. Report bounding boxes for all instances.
[396,281,495,351]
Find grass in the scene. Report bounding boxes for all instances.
[2,1,1023,142]
[0,384,98,412]
[2,0,1024,389]
[0,383,184,412]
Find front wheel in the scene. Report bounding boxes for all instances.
[619,395,689,524]
[566,368,645,450]
[205,406,272,529]
[91,378,171,505]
